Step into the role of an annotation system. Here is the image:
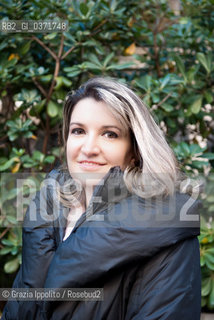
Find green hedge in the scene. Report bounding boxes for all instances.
[0,0,214,312]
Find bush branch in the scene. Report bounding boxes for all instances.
[62,45,76,60]
[32,77,47,98]
[32,35,57,60]
[42,34,64,154]
[157,93,172,107]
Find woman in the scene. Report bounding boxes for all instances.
[3,77,201,319]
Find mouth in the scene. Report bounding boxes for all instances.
[78,160,106,170]
[79,160,105,167]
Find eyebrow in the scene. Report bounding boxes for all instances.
[69,122,122,132]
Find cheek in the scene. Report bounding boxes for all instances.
[66,137,78,160]
[66,139,72,159]
[105,142,132,165]
[120,142,133,164]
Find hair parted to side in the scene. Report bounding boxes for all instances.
[63,77,182,199]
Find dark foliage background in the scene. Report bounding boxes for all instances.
[0,0,214,313]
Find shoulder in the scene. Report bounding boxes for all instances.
[126,236,201,319]
[23,167,69,229]
[45,166,70,185]
[110,191,201,227]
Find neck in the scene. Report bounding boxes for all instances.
[84,185,94,208]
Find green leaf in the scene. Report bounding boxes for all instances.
[107,62,134,70]
[204,251,214,270]
[208,279,214,309]
[1,239,14,246]
[143,95,151,106]
[135,75,152,91]
[205,259,214,270]
[12,148,25,157]
[190,96,202,114]
[161,103,174,112]
[208,174,214,182]
[204,91,213,103]
[16,89,40,104]
[47,100,58,117]
[103,52,114,67]
[20,41,31,55]
[33,150,44,162]
[0,158,17,171]
[201,153,214,160]
[23,162,35,168]
[206,195,214,202]
[11,247,18,255]
[67,70,81,77]
[110,0,118,11]
[30,99,46,116]
[84,62,102,71]
[159,74,171,90]
[88,54,102,66]
[206,248,214,255]
[4,257,19,273]
[208,205,214,213]
[23,131,33,138]
[62,77,72,87]
[39,74,52,83]
[0,40,7,51]
[23,119,33,128]
[0,157,7,165]
[189,144,204,155]
[166,118,176,128]
[197,52,212,74]
[202,278,211,296]
[2,90,7,97]
[7,215,18,224]
[6,120,17,128]
[0,247,12,255]
[5,58,18,68]
[180,142,190,156]
[64,32,76,43]
[200,255,205,267]
[151,93,160,103]
[44,33,57,40]
[179,17,189,24]
[63,65,82,77]
[54,76,63,90]
[186,65,199,83]
[191,160,209,169]
[174,56,186,81]
[79,2,89,15]
[8,133,19,141]
[44,155,55,164]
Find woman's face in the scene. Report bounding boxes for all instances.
[66,97,133,184]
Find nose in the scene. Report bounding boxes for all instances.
[81,134,100,156]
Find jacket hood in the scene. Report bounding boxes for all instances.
[41,167,201,290]
[48,166,201,234]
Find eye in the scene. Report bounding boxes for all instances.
[71,128,85,135]
[103,131,118,139]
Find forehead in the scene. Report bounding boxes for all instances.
[70,97,122,127]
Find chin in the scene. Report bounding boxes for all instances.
[71,171,107,187]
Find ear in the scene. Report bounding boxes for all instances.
[130,157,136,166]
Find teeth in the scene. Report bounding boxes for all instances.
[81,162,100,165]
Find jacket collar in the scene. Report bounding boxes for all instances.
[54,166,131,242]
[53,166,201,244]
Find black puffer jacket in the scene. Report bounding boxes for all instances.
[2,167,201,320]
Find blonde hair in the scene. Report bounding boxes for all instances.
[61,77,182,203]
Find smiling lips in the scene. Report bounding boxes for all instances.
[78,160,106,170]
